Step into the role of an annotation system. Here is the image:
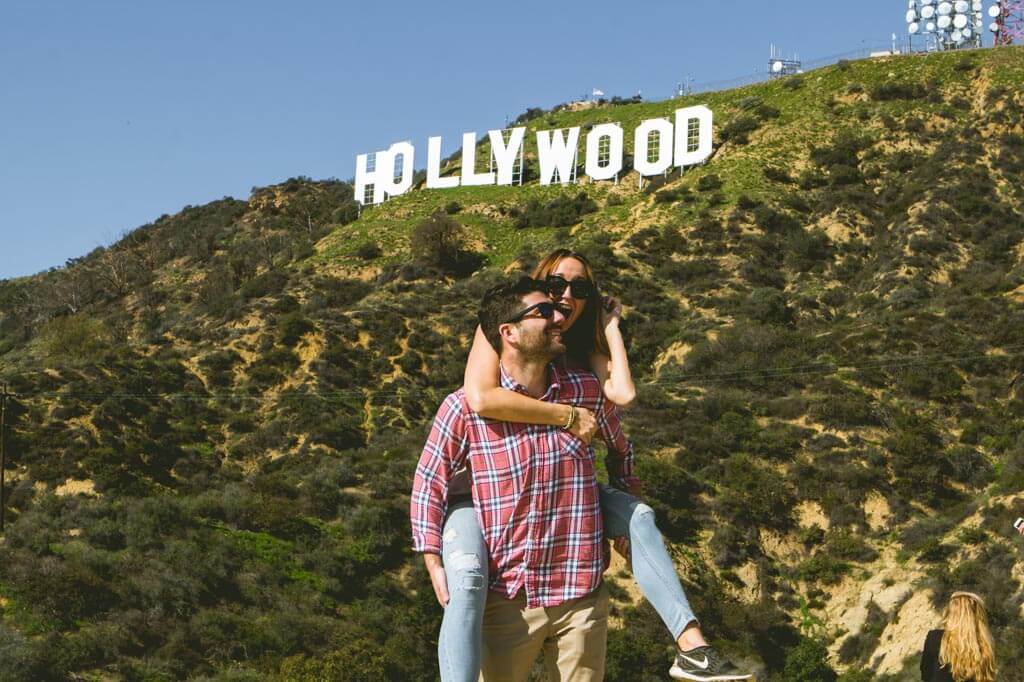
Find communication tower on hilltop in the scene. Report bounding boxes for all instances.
[988,0,1024,44]
[906,0,984,50]
[767,44,802,78]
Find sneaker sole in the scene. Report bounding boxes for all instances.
[669,665,755,682]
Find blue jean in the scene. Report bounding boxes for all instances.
[436,486,696,681]
[438,499,489,682]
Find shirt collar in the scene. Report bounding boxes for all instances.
[499,362,562,401]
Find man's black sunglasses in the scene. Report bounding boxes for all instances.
[506,301,570,323]
[545,275,594,300]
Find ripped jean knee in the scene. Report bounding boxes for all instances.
[448,551,486,595]
[630,503,657,533]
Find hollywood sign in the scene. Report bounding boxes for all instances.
[354,105,713,205]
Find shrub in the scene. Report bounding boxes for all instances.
[240,269,289,300]
[753,206,801,234]
[797,554,850,585]
[720,115,760,143]
[696,174,723,192]
[39,315,109,364]
[870,82,926,101]
[514,192,597,228]
[763,166,792,183]
[783,637,838,681]
[654,187,692,204]
[355,243,381,260]
[717,454,795,529]
[737,96,763,110]
[277,312,315,346]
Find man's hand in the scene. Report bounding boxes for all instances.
[569,406,598,444]
[423,553,449,607]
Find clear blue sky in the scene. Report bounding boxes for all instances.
[0,1,935,279]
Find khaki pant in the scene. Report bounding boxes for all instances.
[480,584,608,681]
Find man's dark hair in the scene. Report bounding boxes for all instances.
[478,277,548,353]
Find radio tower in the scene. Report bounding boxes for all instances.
[989,1,1024,45]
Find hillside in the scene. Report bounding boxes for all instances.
[2,46,1024,681]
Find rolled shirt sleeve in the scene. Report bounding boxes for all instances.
[597,399,639,491]
[410,392,469,554]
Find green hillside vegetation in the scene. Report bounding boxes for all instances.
[2,46,1024,680]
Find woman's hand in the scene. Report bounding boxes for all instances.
[600,295,622,331]
[568,406,598,444]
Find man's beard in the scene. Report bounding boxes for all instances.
[517,324,566,360]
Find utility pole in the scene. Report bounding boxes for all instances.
[1,383,7,533]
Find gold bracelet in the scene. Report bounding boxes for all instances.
[564,404,576,430]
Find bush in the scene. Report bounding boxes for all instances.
[696,174,723,192]
[763,166,793,183]
[654,187,692,204]
[355,243,381,260]
[720,115,760,143]
[240,269,289,300]
[39,315,109,364]
[514,192,597,228]
[277,312,315,346]
[783,637,837,681]
[797,554,850,585]
[870,82,926,101]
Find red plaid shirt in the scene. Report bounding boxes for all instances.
[411,363,637,608]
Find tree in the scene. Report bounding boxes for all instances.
[410,212,482,276]
[780,637,837,681]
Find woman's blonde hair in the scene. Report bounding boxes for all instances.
[531,249,610,364]
[939,591,997,682]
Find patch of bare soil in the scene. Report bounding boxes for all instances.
[814,212,855,244]
[653,341,692,376]
[796,501,830,531]
[872,589,939,675]
[822,545,935,674]
[759,529,802,559]
[733,561,761,603]
[863,492,891,532]
[54,479,96,497]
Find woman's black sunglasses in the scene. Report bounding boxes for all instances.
[507,301,571,323]
[545,275,594,300]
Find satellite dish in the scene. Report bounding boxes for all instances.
[989,21,1000,30]
[772,61,783,73]
[954,13,968,27]
[906,9,918,21]
[962,26,973,37]
[938,2,953,15]
[975,17,983,27]
[954,0,969,12]
[972,0,982,9]
[952,28,963,40]
[988,4,1002,16]
[922,5,936,18]
[938,14,953,27]
[927,20,938,30]
[922,0,934,4]
[910,21,921,32]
